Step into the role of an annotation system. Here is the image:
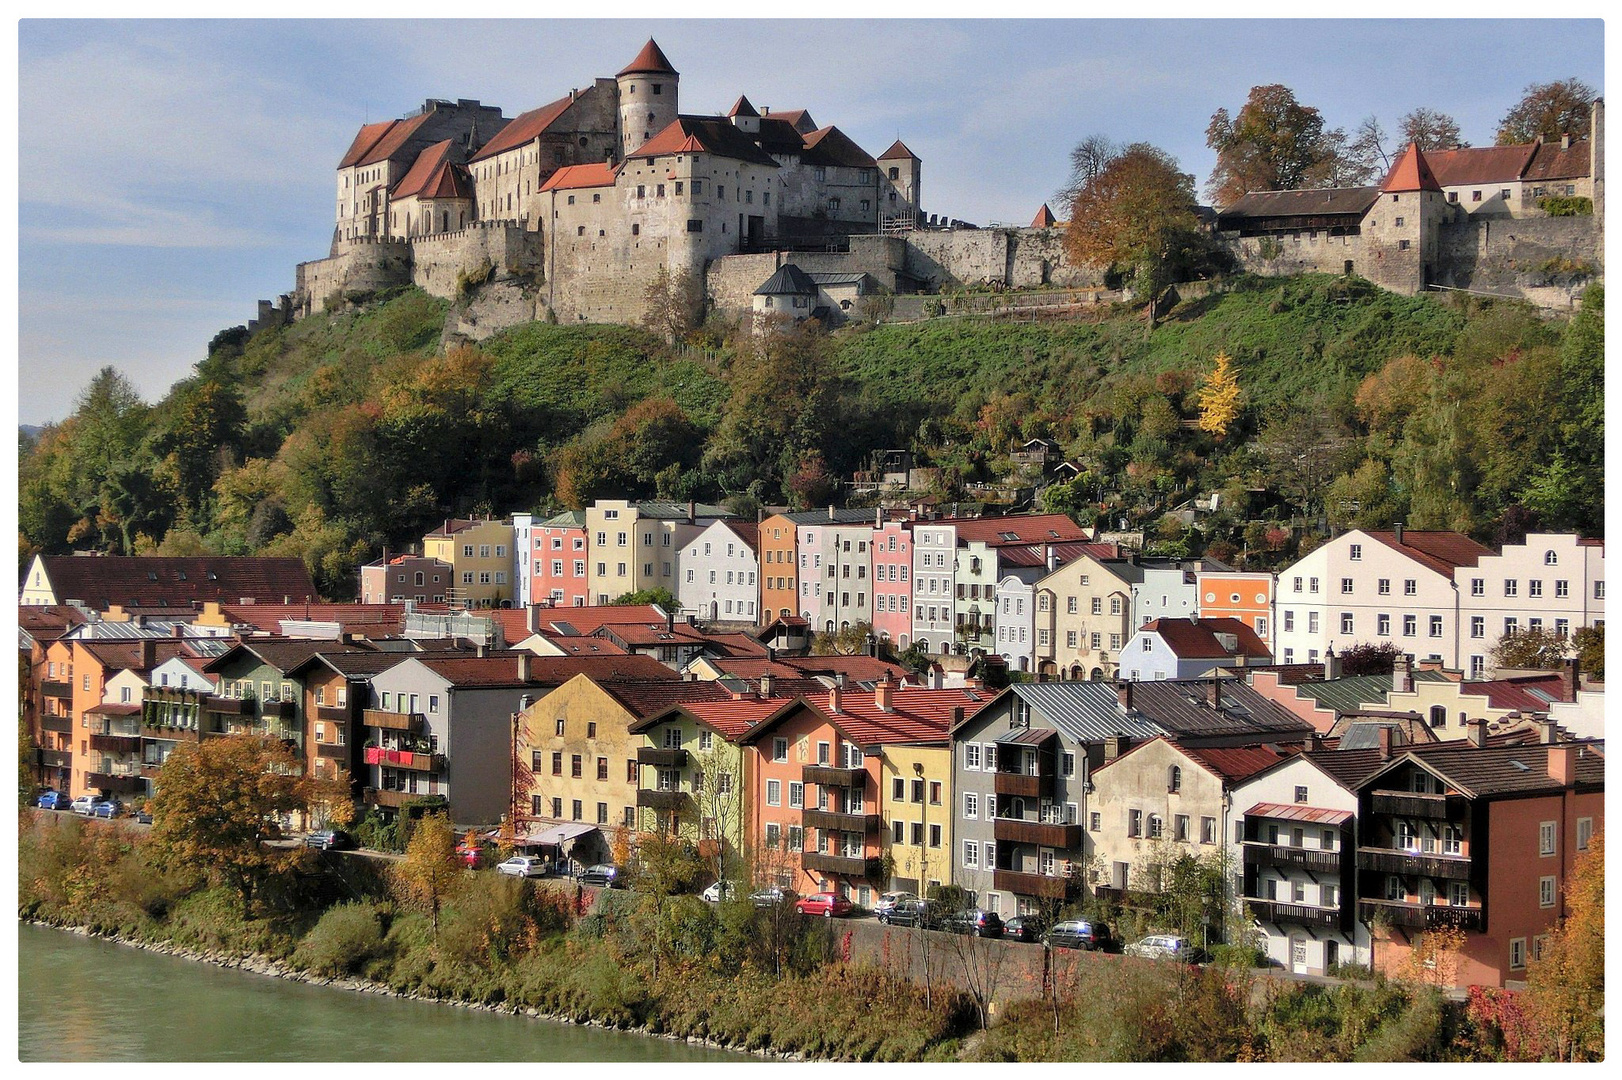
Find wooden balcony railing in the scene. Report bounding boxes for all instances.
[363,709,421,732]
[993,771,1052,799]
[366,788,417,809]
[801,851,873,877]
[315,705,351,722]
[636,790,695,813]
[1358,898,1485,932]
[260,699,298,719]
[802,764,866,788]
[89,733,143,754]
[204,696,252,715]
[637,747,688,767]
[1356,847,1471,880]
[315,742,349,761]
[993,817,1083,849]
[1370,791,1453,819]
[40,680,71,699]
[993,868,1072,900]
[37,748,72,769]
[802,808,882,834]
[1243,842,1344,874]
[40,715,72,734]
[1245,897,1343,928]
[85,771,143,794]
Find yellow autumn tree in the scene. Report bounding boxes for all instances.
[1197,352,1243,438]
[1524,829,1604,1060]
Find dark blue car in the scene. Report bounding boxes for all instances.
[91,799,123,819]
[36,789,70,810]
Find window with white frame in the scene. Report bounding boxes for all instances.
[1509,938,1526,970]
[963,839,979,869]
[1540,821,1557,856]
[963,791,978,818]
[1539,875,1557,908]
[1577,817,1592,851]
[766,780,781,806]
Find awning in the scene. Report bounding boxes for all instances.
[86,702,143,716]
[996,727,1059,746]
[520,822,600,847]
[1243,802,1353,825]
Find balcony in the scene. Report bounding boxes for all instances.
[994,868,1072,900]
[802,764,865,788]
[41,715,72,734]
[37,748,72,769]
[363,746,443,772]
[993,771,1053,799]
[41,680,71,699]
[316,705,351,722]
[801,851,874,878]
[637,747,688,768]
[204,695,252,715]
[85,771,143,794]
[363,708,421,732]
[366,788,420,809]
[1243,843,1344,875]
[1359,898,1486,932]
[315,742,349,761]
[89,733,143,754]
[637,789,695,813]
[260,698,298,719]
[803,808,883,834]
[1371,791,1452,819]
[993,817,1084,849]
[1357,847,1472,880]
[1245,898,1342,928]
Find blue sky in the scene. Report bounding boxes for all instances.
[15,17,1604,425]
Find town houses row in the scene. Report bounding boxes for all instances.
[273,504,1609,683]
[19,552,1603,992]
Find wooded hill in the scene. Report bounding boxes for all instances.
[18,275,1603,599]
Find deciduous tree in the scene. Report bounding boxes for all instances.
[1496,79,1597,145]
[1205,85,1331,205]
[1399,107,1466,151]
[396,811,461,941]
[1490,627,1569,670]
[1196,352,1242,439]
[1524,830,1603,1060]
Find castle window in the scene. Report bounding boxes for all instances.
[1471,190,1482,202]
[687,219,703,233]
[717,186,724,199]
[554,148,564,164]
[657,184,665,197]
[1394,217,1404,227]
[1501,189,1512,200]
[828,197,841,211]
[592,193,600,203]
[746,190,753,204]
[653,84,662,95]
[579,137,588,147]
[567,195,575,205]
[577,226,585,236]
[598,229,605,237]
[763,192,770,206]
[1398,239,1410,250]
[1448,191,1458,202]
[675,181,683,195]
[628,84,635,94]
[861,199,870,212]
[889,167,900,180]
[691,180,702,195]
[631,223,640,236]
[814,167,826,182]
[637,185,646,198]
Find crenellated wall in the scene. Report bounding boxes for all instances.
[407,222,544,298]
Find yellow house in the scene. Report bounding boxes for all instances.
[423,518,516,609]
[878,741,954,896]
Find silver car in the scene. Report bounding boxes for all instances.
[873,890,917,916]
[1124,934,1197,962]
[497,855,549,878]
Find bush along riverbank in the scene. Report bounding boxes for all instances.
[16,815,1549,1061]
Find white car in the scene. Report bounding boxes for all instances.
[1124,934,1197,962]
[496,856,549,878]
[701,880,737,902]
[71,795,100,815]
[873,891,917,916]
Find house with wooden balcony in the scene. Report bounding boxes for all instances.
[738,677,993,906]
[950,680,1162,917]
[202,640,374,747]
[19,604,90,791]
[67,638,192,799]
[1230,748,1387,974]
[1353,729,1603,988]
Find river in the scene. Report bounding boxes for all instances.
[17,922,741,1062]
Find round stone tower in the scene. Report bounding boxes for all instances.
[616,39,679,160]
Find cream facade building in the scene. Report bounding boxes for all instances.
[1032,554,1135,680]
[422,519,516,609]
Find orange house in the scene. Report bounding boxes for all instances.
[757,514,800,623]
[1196,571,1276,646]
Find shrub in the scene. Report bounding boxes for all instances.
[1536,195,1592,217]
[293,902,385,975]
[1210,942,1266,969]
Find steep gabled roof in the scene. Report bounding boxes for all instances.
[469,93,575,163]
[727,95,759,119]
[756,117,810,156]
[1523,137,1592,181]
[1363,529,1493,578]
[617,38,678,77]
[879,139,918,161]
[1142,617,1272,661]
[339,120,398,169]
[769,109,818,135]
[627,116,780,168]
[34,556,316,611]
[537,161,619,192]
[1380,142,1443,193]
[354,111,436,168]
[391,140,471,201]
[755,263,818,296]
[800,126,877,169]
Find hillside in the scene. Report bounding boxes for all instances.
[18,275,1602,597]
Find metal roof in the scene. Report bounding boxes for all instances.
[996,727,1059,747]
[1294,669,1449,714]
[1243,802,1352,825]
[1008,682,1165,744]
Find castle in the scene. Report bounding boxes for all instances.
[268,42,1602,337]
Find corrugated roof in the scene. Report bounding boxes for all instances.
[1127,678,1315,739]
[36,556,316,611]
[996,727,1059,747]
[1243,801,1352,825]
[1363,529,1493,578]
[1293,669,1449,714]
[807,272,871,286]
[1005,682,1165,743]
[469,94,574,163]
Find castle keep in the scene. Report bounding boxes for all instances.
[275,42,1602,336]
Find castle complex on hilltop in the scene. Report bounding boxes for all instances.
[266,41,1602,337]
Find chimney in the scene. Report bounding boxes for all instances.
[1392,521,1405,546]
[527,603,541,635]
[476,642,486,658]
[828,505,836,521]
[766,645,777,662]
[1115,680,1133,711]
[930,666,944,690]
[666,608,675,633]
[875,673,894,712]
[1205,678,1222,709]
[1537,717,1559,744]
[759,673,773,698]
[1104,735,1129,761]
[952,705,964,727]
[687,500,696,524]
[139,638,156,670]
[1324,646,1341,681]
[1306,732,1322,753]
[1563,657,1581,701]
[1393,653,1413,694]
[1466,717,1488,748]
[829,681,843,714]
[1548,744,1576,784]
[1561,132,1572,150]
[517,651,531,683]
[1376,727,1392,761]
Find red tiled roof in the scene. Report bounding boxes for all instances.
[1363,530,1492,578]
[36,556,317,611]
[537,162,619,192]
[770,109,817,134]
[1423,144,1538,188]
[800,126,876,169]
[1031,204,1057,228]
[1143,617,1272,661]
[1181,742,1291,783]
[947,514,1089,547]
[18,605,90,642]
[597,678,734,719]
[706,655,911,683]
[355,111,435,169]
[86,702,143,717]
[1461,673,1573,711]
[468,94,574,163]
[537,604,669,636]
[546,637,628,657]
[219,602,407,634]
[722,520,760,553]
[727,95,759,119]
[627,117,780,168]
[743,687,995,748]
[1380,143,1443,193]
[338,120,396,169]
[879,139,918,161]
[617,38,678,77]
[636,695,795,739]
[76,639,192,674]
[414,653,674,688]
[1523,138,1592,182]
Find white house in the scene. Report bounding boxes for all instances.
[993,574,1037,671]
[676,519,761,624]
[910,521,958,654]
[1274,528,1493,672]
[511,512,535,607]
[1128,559,1210,629]
[1122,617,1273,681]
[1457,533,1604,679]
[148,656,218,694]
[1230,749,1380,976]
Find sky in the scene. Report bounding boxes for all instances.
[13,16,1606,425]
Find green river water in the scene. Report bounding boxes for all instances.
[17,922,742,1062]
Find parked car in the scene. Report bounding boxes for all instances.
[71,794,99,815]
[304,829,354,851]
[135,809,153,825]
[1048,919,1103,950]
[1003,914,1047,942]
[91,799,124,819]
[36,789,70,811]
[795,892,854,918]
[873,890,917,916]
[454,843,483,868]
[749,885,797,908]
[497,855,549,878]
[579,864,620,888]
[877,898,939,929]
[701,880,738,902]
[942,908,1003,937]
[1124,934,1197,962]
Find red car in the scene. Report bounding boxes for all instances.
[795,892,854,917]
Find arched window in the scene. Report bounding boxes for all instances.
[1168,765,1182,793]
[1148,814,1164,839]
[1545,550,1559,565]
[1429,705,1447,728]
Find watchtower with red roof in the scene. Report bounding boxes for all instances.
[878,139,921,229]
[1363,142,1448,295]
[616,38,680,159]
